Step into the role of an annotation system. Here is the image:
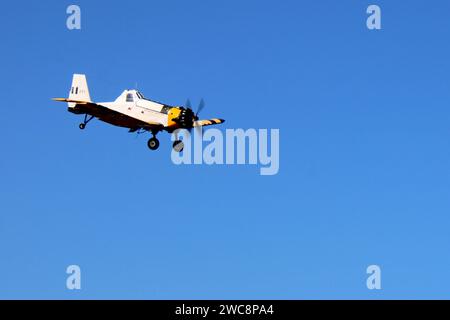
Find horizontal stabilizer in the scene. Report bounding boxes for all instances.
[52,98,91,105]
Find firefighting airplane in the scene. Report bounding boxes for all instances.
[52,74,225,151]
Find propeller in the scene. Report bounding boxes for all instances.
[179,98,206,134]
[171,98,207,150]
[193,99,206,137]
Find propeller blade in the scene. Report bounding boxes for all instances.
[185,99,192,109]
[196,98,205,116]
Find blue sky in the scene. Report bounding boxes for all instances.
[1,0,450,299]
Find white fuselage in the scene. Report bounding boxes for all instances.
[100,90,170,127]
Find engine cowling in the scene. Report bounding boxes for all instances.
[167,106,198,130]
[177,108,195,128]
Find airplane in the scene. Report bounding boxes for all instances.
[52,74,225,152]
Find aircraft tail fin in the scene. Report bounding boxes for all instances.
[67,74,91,108]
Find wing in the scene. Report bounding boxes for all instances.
[193,118,225,128]
[52,98,163,130]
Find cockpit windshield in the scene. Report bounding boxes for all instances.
[131,90,168,107]
[136,91,144,99]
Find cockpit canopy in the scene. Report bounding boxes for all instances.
[118,90,145,103]
[136,91,144,99]
[114,90,169,112]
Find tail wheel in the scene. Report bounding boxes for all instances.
[79,123,86,130]
[147,137,160,150]
[172,140,184,152]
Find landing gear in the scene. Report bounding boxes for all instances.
[79,114,94,130]
[147,137,160,150]
[172,140,184,152]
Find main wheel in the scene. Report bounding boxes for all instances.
[172,140,184,152]
[79,123,86,130]
[147,137,160,150]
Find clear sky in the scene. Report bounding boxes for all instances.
[1,0,450,299]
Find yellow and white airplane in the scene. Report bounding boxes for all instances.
[53,74,225,151]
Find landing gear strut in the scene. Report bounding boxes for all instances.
[79,114,94,130]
